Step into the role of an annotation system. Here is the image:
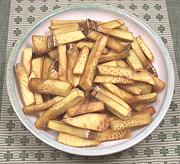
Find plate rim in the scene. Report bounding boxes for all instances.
[6,3,174,156]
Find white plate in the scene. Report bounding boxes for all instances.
[7,4,174,156]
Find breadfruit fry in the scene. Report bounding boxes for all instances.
[29,78,72,96]
[42,58,53,79]
[31,57,44,78]
[51,19,83,26]
[127,92,157,104]
[58,45,67,81]
[48,49,58,60]
[67,44,78,84]
[57,133,100,147]
[91,90,131,120]
[118,84,142,95]
[127,49,143,71]
[140,106,156,115]
[110,113,152,131]
[48,120,97,139]
[76,41,94,49]
[136,36,154,62]
[100,60,117,66]
[63,113,109,131]
[73,46,89,74]
[152,75,165,92]
[98,65,155,85]
[133,103,150,112]
[50,23,79,31]
[79,36,108,91]
[67,101,104,117]
[131,38,148,68]
[23,96,63,114]
[53,31,86,45]
[35,88,84,129]
[116,60,129,68]
[97,27,133,41]
[98,19,124,29]
[22,48,32,77]
[98,49,129,63]
[102,83,133,101]
[94,76,134,84]
[15,64,35,106]
[119,25,128,31]
[130,82,152,94]
[32,35,48,55]
[96,128,130,141]
[87,30,103,41]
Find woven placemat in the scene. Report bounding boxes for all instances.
[0,0,180,163]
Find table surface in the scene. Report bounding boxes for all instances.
[0,0,180,163]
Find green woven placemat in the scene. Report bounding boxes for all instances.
[0,0,180,163]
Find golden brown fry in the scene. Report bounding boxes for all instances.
[102,83,133,101]
[98,49,129,63]
[42,58,53,79]
[152,76,165,92]
[97,27,133,42]
[29,78,72,96]
[63,113,109,131]
[87,30,103,41]
[76,41,94,49]
[131,38,148,68]
[133,103,150,112]
[96,128,130,141]
[119,25,128,31]
[15,64,35,106]
[79,36,108,91]
[53,31,86,45]
[22,48,32,77]
[136,36,154,62]
[127,92,157,104]
[31,57,44,78]
[127,49,143,71]
[100,60,117,66]
[118,84,142,95]
[98,19,124,29]
[48,120,97,139]
[130,82,152,94]
[35,88,84,129]
[110,113,152,131]
[140,106,156,115]
[116,60,129,68]
[67,101,104,117]
[73,46,89,74]
[98,65,155,85]
[48,49,58,60]
[32,35,48,55]
[23,96,63,114]
[51,19,83,26]
[57,132,100,147]
[94,76,134,84]
[50,23,79,33]
[58,45,67,81]
[92,89,131,120]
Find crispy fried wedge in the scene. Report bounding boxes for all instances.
[127,92,157,104]
[131,38,148,68]
[131,82,152,94]
[87,30,103,41]
[32,35,48,55]
[67,101,104,117]
[57,133,100,147]
[152,76,165,92]
[29,78,72,96]
[98,65,155,85]
[23,96,63,114]
[136,36,154,62]
[63,113,109,131]
[42,57,53,79]
[76,41,94,49]
[140,106,156,115]
[22,48,32,77]
[98,49,129,63]
[48,120,97,139]
[15,64,35,106]
[53,31,86,45]
[31,57,44,78]
[96,128,130,141]
[97,27,133,42]
[35,88,84,129]
[110,113,152,131]
[51,19,83,26]
[48,49,58,60]
[133,103,150,112]
[118,84,142,95]
[79,36,108,91]
[100,60,118,66]
[92,89,131,120]
[94,76,134,84]
[116,60,129,68]
[98,19,124,29]
[102,83,133,101]
[73,46,89,74]
[127,49,143,71]
[58,45,67,81]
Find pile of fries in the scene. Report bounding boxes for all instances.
[15,19,165,147]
